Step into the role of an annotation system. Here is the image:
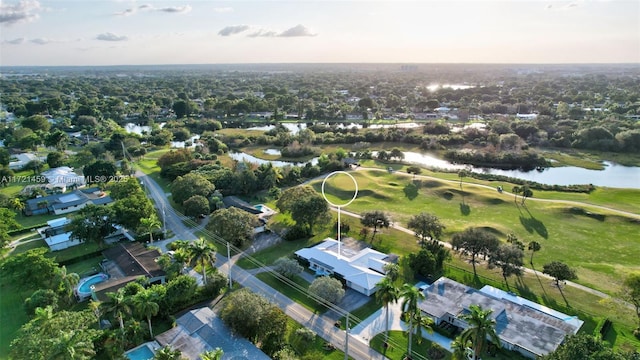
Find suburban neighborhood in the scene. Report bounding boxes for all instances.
[0,62,639,360]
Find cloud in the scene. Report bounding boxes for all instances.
[545,2,579,11]
[114,7,136,16]
[278,24,316,37]
[114,3,191,16]
[247,29,277,38]
[0,0,42,25]
[156,5,191,13]
[30,37,50,45]
[213,7,233,13]
[4,37,25,44]
[218,25,250,36]
[221,24,317,38]
[96,32,128,41]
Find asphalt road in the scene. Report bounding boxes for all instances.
[134,169,386,360]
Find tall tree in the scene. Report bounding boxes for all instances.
[460,304,501,360]
[488,244,524,289]
[170,173,215,205]
[102,289,132,330]
[277,185,330,235]
[139,214,161,244]
[53,265,80,306]
[154,345,183,360]
[83,160,117,184]
[0,207,20,247]
[451,227,500,277]
[622,272,640,329]
[376,277,400,345]
[47,330,96,360]
[133,289,160,338]
[200,348,224,360]
[528,241,541,265]
[360,210,391,240]
[542,261,577,306]
[188,238,217,285]
[400,284,425,358]
[383,262,400,282]
[308,276,345,304]
[206,207,256,247]
[520,184,533,205]
[458,169,467,190]
[67,204,116,247]
[113,193,155,230]
[541,334,628,360]
[512,186,521,204]
[451,336,473,360]
[407,212,445,246]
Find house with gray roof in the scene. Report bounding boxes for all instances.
[24,187,112,216]
[155,307,270,360]
[418,277,583,359]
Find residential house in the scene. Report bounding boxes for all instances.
[155,307,270,360]
[41,166,86,192]
[418,277,583,359]
[295,238,396,296]
[37,217,133,252]
[24,187,112,216]
[9,153,40,170]
[92,242,166,300]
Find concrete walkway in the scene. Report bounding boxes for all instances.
[350,301,453,352]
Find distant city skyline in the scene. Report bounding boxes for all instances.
[0,0,638,66]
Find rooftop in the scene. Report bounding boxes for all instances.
[419,277,583,357]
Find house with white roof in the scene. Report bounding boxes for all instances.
[37,216,133,251]
[9,153,40,170]
[294,238,395,296]
[418,277,583,359]
[24,187,112,216]
[41,166,85,192]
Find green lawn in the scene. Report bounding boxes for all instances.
[236,237,320,269]
[370,331,452,360]
[0,279,31,359]
[255,272,327,313]
[309,169,640,295]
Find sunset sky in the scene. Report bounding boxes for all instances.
[1,0,638,66]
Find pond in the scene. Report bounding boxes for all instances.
[229,150,639,189]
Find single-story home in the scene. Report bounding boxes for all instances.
[221,196,276,234]
[9,153,40,170]
[418,277,583,359]
[37,217,133,252]
[24,187,112,216]
[91,243,166,300]
[155,307,270,360]
[41,166,86,192]
[295,238,395,296]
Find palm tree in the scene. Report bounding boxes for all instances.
[8,197,25,212]
[512,186,521,204]
[460,304,501,360]
[140,214,161,244]
[188,238,217,285]
[458,169,467,190]
[451,336,473,360]
[102,289,132,330]
[409,311,434,345]
[153,345,182,360]
[88,300,102,325]
[47,330,96,360]
[400,284,425,359]
[383,263,400,282]
[54,266,80,306]
[200,348,224,360]
[133,289,160,338]
[528,241,541,265]
[376,277,400,346]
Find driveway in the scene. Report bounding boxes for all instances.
[350,301,453,352]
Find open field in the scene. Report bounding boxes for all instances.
[310,169,640,295]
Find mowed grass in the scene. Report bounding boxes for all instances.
[0,279,31,359]
[310,169,640,295]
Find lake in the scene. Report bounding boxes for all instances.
[229,150,639,189]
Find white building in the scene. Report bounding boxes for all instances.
[9,153,40,170]
[38,217,82,251]
[295,238,394,296]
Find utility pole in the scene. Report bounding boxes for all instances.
[344,312,349,360]
[227,242,232,289]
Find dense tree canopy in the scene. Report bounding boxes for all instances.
[206,207,257,247]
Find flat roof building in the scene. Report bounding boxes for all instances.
[418,277,583,359]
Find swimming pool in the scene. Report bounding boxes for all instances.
[125,344,155,360]
[76,273,108,300]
